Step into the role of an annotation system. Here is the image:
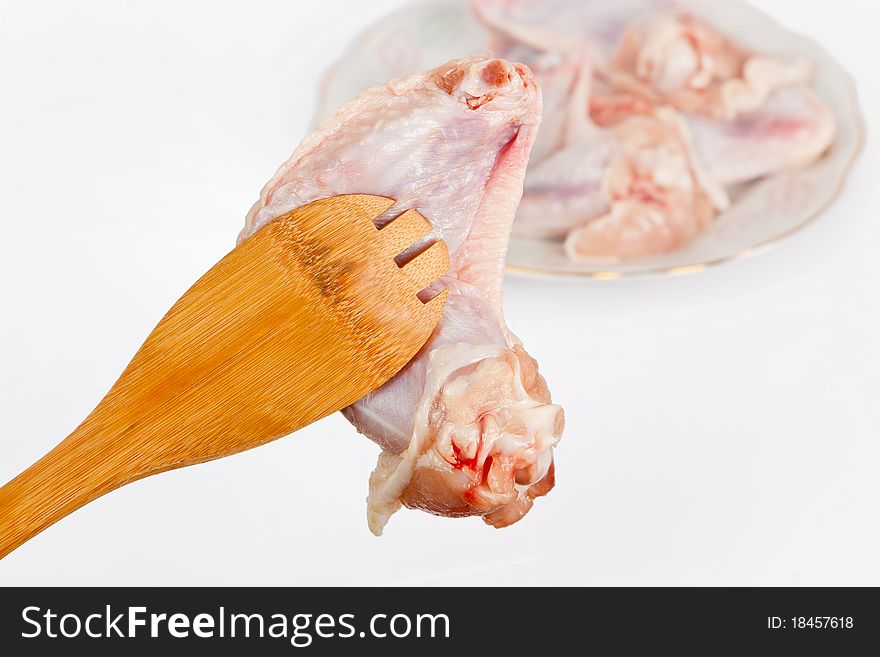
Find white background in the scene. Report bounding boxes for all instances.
[0,0,877,586]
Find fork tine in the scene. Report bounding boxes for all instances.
[378,208,434,259]
[421,287,448,313]
[400,240,451,292]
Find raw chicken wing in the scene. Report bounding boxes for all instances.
[240,56,563,534]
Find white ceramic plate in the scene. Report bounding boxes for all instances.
[315,0,864,278]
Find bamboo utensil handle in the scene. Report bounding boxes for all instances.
[0,194,449,558]
[0,423,145,559]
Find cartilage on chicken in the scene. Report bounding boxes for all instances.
[240,56,563,535]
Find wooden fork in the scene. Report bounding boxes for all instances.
[0,194,449,558]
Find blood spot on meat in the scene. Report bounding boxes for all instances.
[481,59,510,87]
